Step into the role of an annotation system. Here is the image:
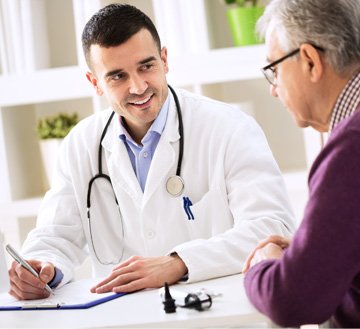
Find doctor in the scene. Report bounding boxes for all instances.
[9,3,295,300]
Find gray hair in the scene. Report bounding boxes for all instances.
[257,0,360,74]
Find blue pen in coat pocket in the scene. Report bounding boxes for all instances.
[183,196,194,220]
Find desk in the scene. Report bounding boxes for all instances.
[0,274,269,328]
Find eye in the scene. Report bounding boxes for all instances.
[111,72,126,81]
[140,63,154,71]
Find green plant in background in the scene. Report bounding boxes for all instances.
[37,113,79,139]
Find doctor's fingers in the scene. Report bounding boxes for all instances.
[111,257,187,293]
[17,259,55,285]
[9,281,49,300]
[92,271,142,293]
[109,268,177,294]
[112,277,155,293]
[38,262,56,284]
[92,256,186,293]
[112,255,143,271]
[89,255,144,290]
[8,263,49,300]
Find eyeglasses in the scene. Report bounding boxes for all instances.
[261,45,325,86]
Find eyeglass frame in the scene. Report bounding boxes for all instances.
[261,45,325,86]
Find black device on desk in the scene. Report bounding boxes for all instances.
[161,282,213,313]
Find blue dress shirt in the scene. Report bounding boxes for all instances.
[119,95,170,191]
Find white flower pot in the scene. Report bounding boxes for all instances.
[39,139,63,188]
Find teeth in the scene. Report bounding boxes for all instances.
[133,96,151,105]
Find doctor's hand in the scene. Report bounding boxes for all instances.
[8,259,55,300]
[242,235,291,274]
[91,254,188,294]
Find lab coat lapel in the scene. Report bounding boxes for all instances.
[101,114,143,204]
[143,98,180,206]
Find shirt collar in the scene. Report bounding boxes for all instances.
[329,70,360,132]
[119,93,170,145]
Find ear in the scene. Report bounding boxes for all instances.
[299,44,324,83]
[86,71,104,96]
[160,47,169,74]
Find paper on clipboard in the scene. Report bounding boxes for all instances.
[0,278,126,310]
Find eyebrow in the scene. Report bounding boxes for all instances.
[139,56,157,65]
[104,56,157,79]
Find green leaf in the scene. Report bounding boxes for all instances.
[36,113,79,139]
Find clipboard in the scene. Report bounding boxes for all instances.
[0,278,126,311]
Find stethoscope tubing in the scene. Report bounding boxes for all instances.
[86,85,183,264]
[168,85,184,177]
[87,85,184,210]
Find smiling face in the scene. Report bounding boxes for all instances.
[86,29,169,141]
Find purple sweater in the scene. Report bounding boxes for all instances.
[244,106,360,328]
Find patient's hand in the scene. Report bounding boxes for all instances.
[242,235,291,273]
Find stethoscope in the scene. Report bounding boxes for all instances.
[86,85,184,264]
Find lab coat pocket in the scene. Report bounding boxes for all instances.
[184,188,232,239]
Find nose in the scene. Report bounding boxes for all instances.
[129,74,148,95]
[270,84,278,98]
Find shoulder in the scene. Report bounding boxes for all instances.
[325,109,360,155]
[309,109,360,185]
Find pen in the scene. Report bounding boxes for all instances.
[5,244,54,295]
[183,196,194,220]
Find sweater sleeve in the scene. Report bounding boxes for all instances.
[244,123,360,327]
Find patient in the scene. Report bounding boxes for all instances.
[242,0,360,327]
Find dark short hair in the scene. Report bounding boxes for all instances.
[82,3,161,70]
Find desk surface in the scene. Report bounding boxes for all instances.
[0,274,268,328]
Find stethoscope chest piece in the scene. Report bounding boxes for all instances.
[166,175,185,197]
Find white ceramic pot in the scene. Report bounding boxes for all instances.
[39,139,63,188]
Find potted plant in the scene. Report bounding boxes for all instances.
[223,0,265,46]
[36,113,79,187]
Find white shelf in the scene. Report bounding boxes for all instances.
[0,196,42,218]
[0,66,93,107]
[168,45,266,86]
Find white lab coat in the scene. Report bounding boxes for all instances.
[22,88,295,284]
